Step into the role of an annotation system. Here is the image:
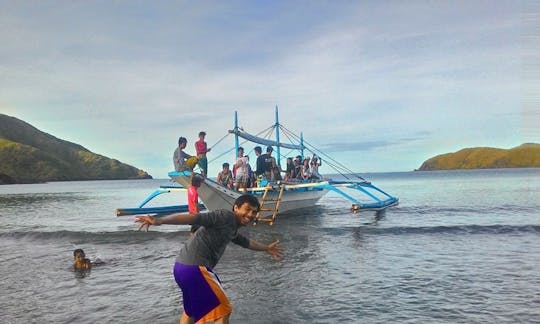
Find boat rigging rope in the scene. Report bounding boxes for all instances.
[278,125,367,181]
[206,122,366,182]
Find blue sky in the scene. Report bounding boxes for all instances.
[1,1,538,178]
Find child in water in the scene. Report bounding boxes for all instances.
[73,249,92,270]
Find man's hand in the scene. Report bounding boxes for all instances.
[134,215,159,232]
[266,240,283,260]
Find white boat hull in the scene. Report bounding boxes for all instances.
[169,171,328,217]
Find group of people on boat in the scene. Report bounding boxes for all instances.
[173,132,323,192]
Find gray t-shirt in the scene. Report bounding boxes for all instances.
[173,147,192,171]
[176,209,250,268]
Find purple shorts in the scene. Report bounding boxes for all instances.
[173,262,232,323]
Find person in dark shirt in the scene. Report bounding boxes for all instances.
[135,194,282,324]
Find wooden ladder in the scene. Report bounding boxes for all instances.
[255,184,285,225]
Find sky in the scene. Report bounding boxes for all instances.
[1,1,538,179]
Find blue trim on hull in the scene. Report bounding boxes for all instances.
[116,204,206,216]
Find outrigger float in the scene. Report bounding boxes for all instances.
[117,107,398,224]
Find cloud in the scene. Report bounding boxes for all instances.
[0,1,530,176]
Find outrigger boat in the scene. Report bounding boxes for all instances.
[117,107,398,224]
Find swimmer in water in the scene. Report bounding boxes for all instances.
[73,249,92,270]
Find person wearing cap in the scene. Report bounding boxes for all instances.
[195,131,211,177]
[173,137,194,171]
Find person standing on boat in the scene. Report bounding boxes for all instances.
[134,194,282,324]
[173,137,194,171]
[254,146,264,176]
[263,146,278,181]
[195,131,211,178]
[233,147,249,191]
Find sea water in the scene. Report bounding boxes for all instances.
[0,169,539,323]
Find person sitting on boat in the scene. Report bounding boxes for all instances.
[300,157,312,181]
[284,157,295,181]
[217,162,234,189]
[173,137,195,172]
[294,156,303,180]
[73,249,92,270]
[195,131,211,178]
[254,146,265,180]
[310,154,322,181]
[233,147,250,191]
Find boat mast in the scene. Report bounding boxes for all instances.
[234,111,239,159]
[301,132,304,159]
[275,106,281,167]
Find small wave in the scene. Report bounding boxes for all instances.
[321,224,540,236]
[396,204,539,215]
[0,229,190,243]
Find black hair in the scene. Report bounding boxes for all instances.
[199,131,206,136]
[74,249,85,257]
[266,146,273,152]
[222,162,230,168]
[233,194,260,211]
[191,175,203,186]
[178,137,187,144]
[254,146,262,153]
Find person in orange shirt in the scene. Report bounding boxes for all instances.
[188,175,203,233]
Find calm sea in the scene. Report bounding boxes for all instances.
[1,169,539,323]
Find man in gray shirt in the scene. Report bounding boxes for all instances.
[135,194,282,324]
[173,136,193,171]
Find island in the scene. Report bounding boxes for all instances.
[417,143,540,171]
[0,113,152,184]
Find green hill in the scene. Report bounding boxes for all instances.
[418,143,540,171]
[0,114,152,184]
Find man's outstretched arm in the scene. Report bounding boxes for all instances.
[247,239,283,260]
[135,213,197,231]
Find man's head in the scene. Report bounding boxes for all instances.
[73,249,91,270]
[232,194,260,226]
[191,175,204,187]
[74,249,85,260]
[222,162,230,170]
[254,146,262,155]
[178,137,187,148]
[237,146,244,157]
[198,131,206,138]
[266,146,273,154]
